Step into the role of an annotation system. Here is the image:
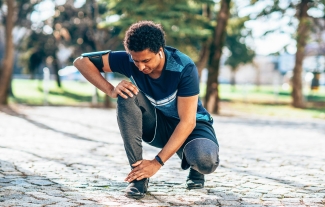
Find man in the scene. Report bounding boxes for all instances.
[73,21,219,199]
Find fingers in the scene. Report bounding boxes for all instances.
[124,160,159,182]
[125,170,145,182]
[115,80,139,99]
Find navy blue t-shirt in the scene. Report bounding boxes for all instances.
[109,46,213,123]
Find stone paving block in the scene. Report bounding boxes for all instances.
[0,178,12,183]
[271,188,292,194]
[262,193,283,198]
[239,205,266,207]
[242,192,263,198]
[283,192,305,198]
[194,198,220,205]
[46,202,79,207]
[17,203,44,207]
[1,186,26,191]
[282,198,303,202]
[191,205,219,207]
[0,203,13,207]
[308,193,325,198]
[71,199,96,205]
[262,200,283,206]
[154,196,193,205]
[218,200,241,206]
[303,198,325,205]
[260,197,280,201]
[150,191,168,196]
[281,205,306,207]
[241,198,262,204]
[44,190,65,197]
[29,179,54,186]
[143,203,171,206]
[241,183,261,188]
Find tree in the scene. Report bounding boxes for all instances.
[251,0,321,108]
[292,0,310,108]
[0,0,15,105]
[100,0,214,62]
[0,0,42,104]
[205,0,231,114]
[20,1,116,89]
[196,4,213,77]
[225,15,255,91]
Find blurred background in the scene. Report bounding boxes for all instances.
[0,0,324,119]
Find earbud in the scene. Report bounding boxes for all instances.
[159,52,163,58]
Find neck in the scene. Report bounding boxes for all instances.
[149,55,165,79]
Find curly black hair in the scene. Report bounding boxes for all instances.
[123,21,166,54]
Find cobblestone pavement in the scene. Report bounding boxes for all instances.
[0,105,324,207]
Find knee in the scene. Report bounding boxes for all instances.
[116,95,140,119]
[184,139,219,174]
[195,151,219,174]
[117,94,137,106]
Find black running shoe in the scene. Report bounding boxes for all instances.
[125,178,149,199]
[186,168,204,189]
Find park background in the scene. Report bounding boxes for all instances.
[1,1,325,206]
[0,0,325,119]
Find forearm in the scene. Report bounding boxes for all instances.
[74,57,115,96]
[157,120,196,163]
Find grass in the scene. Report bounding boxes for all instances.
[10,79,111,106]
[9,79,325,119]
[201,83,325,119]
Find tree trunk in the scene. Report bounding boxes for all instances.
[254,61,260,92]
[52,54,61,88]
[205,0,231,114]
[104,73,112,108]
[196,39,211,78]
[230,68,236,91]
[292,0,310,108]
[0,0,15,105]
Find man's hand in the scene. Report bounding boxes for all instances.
[111,80,139,99]
[125,159,161,182]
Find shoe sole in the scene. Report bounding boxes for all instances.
[186,184,204,190]
[125,193,146,199]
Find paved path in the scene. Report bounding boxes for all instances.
[0,105,324,207]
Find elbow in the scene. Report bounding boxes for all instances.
[73,56,83,71]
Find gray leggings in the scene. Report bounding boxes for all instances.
[117,91,219,174]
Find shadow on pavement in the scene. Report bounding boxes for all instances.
[0,106,112,145]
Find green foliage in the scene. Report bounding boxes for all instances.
[225,9,254,70]
[99,0,215,61]
[225,35,255,70]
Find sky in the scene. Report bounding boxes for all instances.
[30,0,325,56]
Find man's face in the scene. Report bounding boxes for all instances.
[129,48,163,75]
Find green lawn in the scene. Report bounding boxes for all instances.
[10,79,110,106]
[206,84,325,119]
[9,79,325,119]
[200,83,325,104]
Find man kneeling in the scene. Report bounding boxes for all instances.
[74,21,220,199]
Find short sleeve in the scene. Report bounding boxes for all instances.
[109,51,132,78]
[177,64,200,97]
